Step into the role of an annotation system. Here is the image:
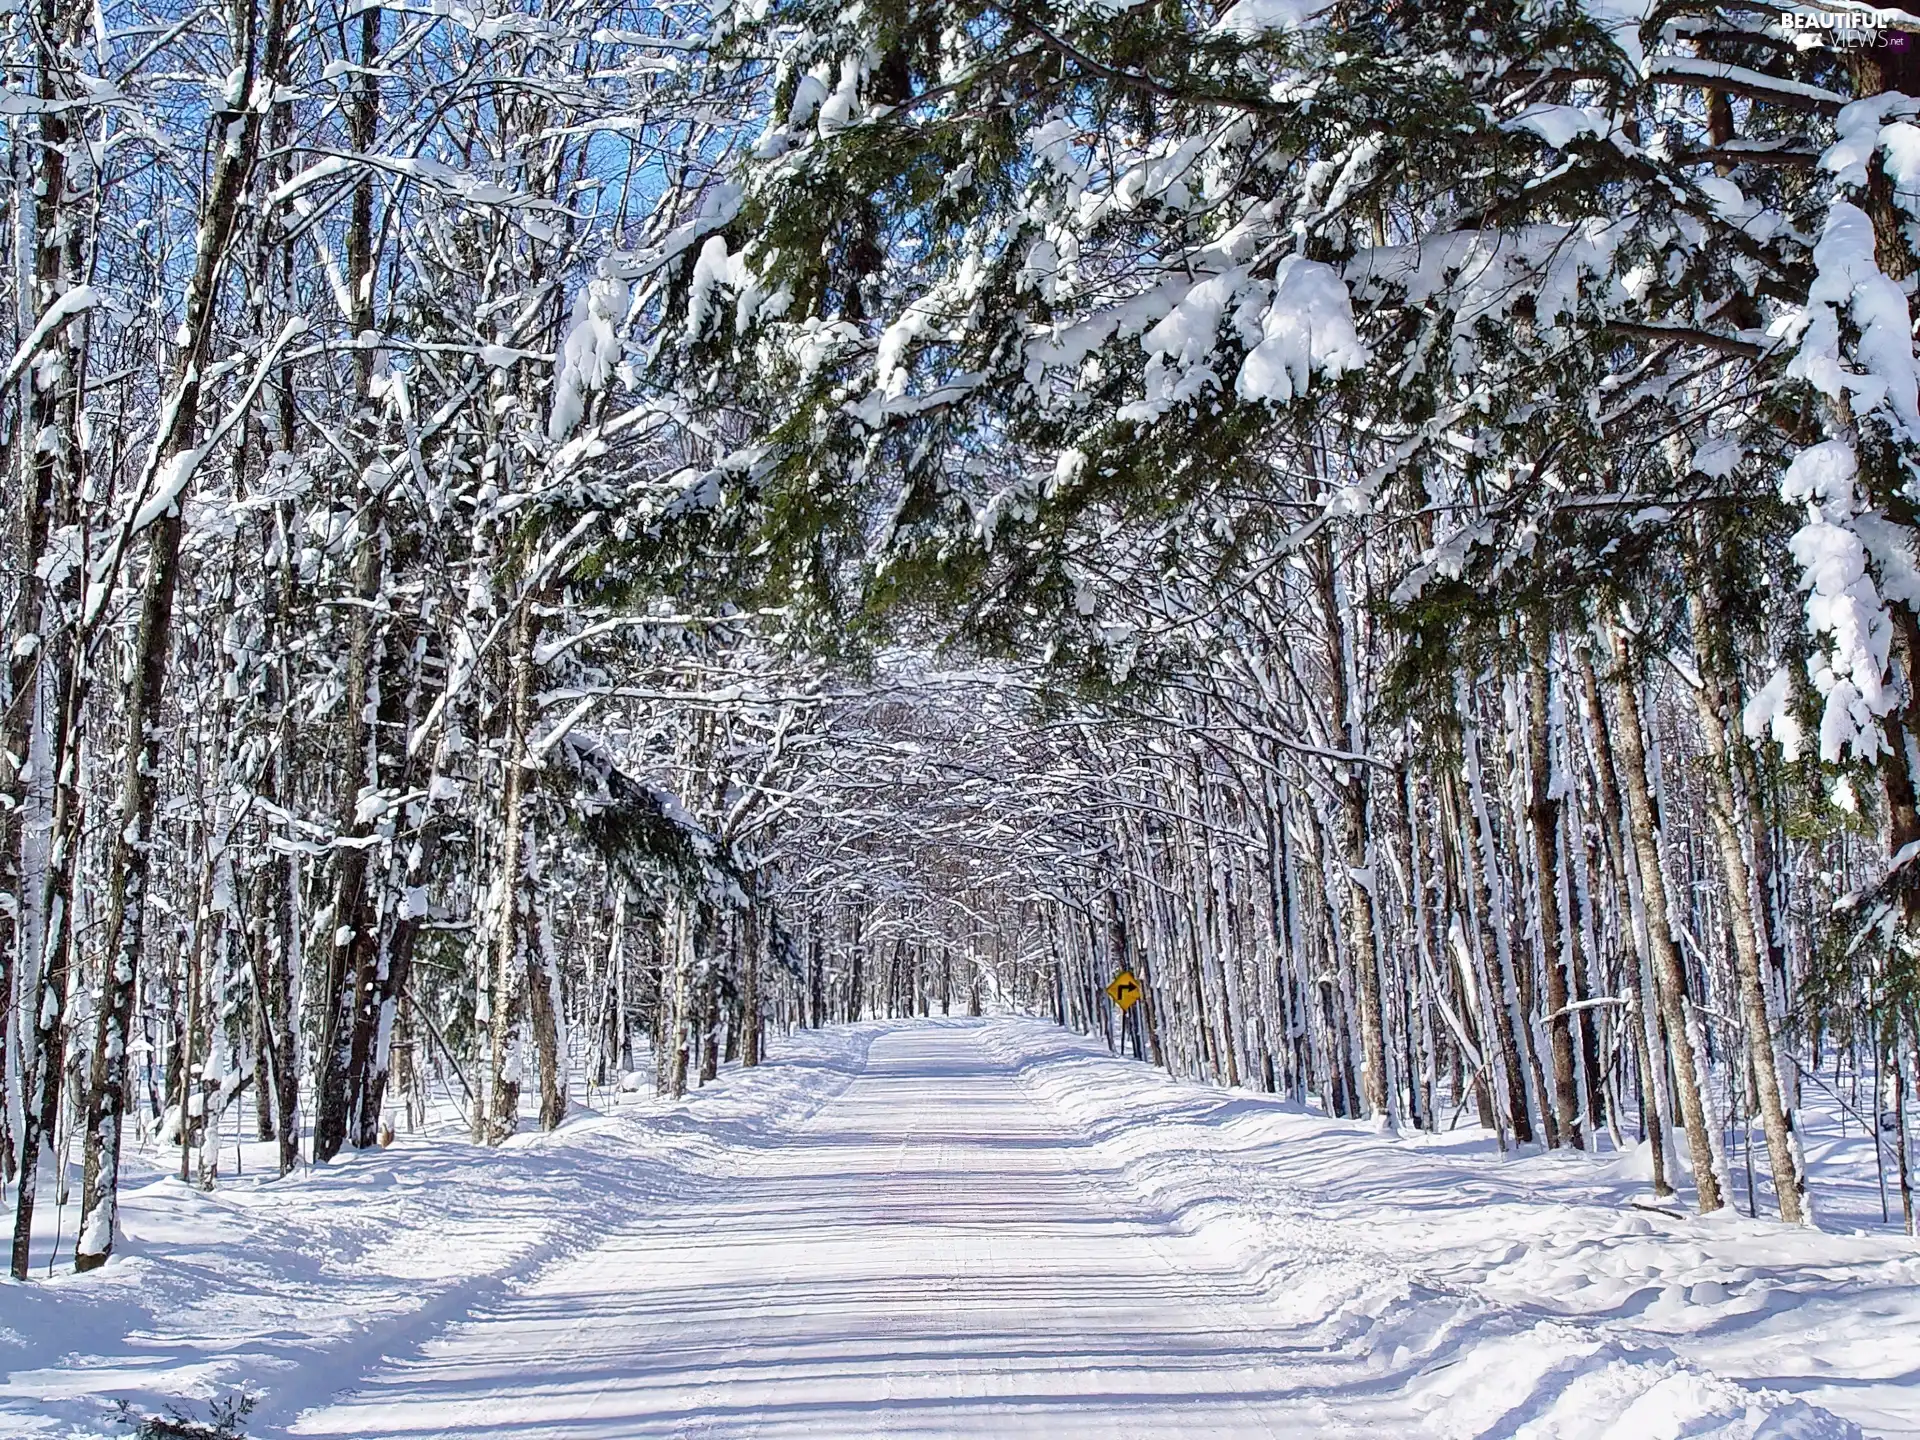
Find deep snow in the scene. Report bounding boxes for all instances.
[2,1018,1916,1438]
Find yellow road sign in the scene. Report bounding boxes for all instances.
[1106,970,1143,1011]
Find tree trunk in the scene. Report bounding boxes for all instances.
[246,860,299,1175]
[526,893,567,1130]
[742,906,763,1067]
[1606,627,1726,1214]
[1313,534,1391,1125]
[75,499,186,1270]
[312,528,382,1162]
[1686,578,1810,1223]
[7,0,91,1277]
[311,1,387,1164]
[1525,630,1584,1149]
[10,647,83,1277]
[348,822,434,1147]
[661,901,694,1098]
[483,595,539,1142]
[698,958,721,1084]
[1456,677,1536,1144]
[73,155,290,1257]
[1574,644,1671,1197]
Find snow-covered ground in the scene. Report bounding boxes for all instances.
[3,1018,1917,1438]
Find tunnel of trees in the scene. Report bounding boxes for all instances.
[5,0,1920,1279]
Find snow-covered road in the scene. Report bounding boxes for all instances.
[9,1018,1917,1439]
[279,1023,1899,1439]
[292,1024,1329,1438]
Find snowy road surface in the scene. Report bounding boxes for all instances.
[282,1024,1895,1439]
[292,1025,1325,1438]
[8,1019,1918,1438]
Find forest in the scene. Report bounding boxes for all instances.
[4,0,1920,1298]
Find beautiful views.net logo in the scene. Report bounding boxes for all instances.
[1781,10,1910,49]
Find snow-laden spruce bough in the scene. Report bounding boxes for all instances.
[2,0,1919,1425]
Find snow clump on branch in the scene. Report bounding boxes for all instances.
[1781,441,1893,765]
[549,271,631,442]
[1235,257,1367,403]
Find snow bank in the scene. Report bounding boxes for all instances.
[981,1019,1920,1439]
[0,1029,879,1439]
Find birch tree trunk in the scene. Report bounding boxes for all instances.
[1574,645,1671,1197]
[660,901,694,1099]
[1607,625,1725,1214]
[1686,578,1809,1223]
[483,594,538,1142]
[1525,631,1583,1149]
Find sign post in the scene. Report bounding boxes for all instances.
[1104,971,1141,1057]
